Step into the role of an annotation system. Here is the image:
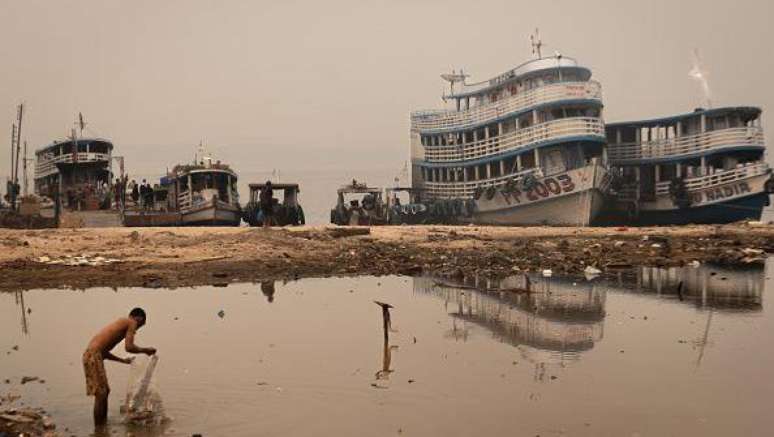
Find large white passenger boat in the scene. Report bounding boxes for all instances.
[600,106,773,225]
[410,49,610,226]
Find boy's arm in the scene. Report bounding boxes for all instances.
[124,320,157,355]
[103,351,133,364]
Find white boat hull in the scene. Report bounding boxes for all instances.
[473,164,609,226]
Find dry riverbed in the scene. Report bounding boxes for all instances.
[1,223,774,291]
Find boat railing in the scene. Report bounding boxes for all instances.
[423,167,543,199]
[411,81,602,132]
[654,162,770,195]
[423,117,605,163]
[607,127,764,164]
[177,191,192,211]
[35,152,112,177]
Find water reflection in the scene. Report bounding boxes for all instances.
[15,291,30,336]
[260,281,276,303]
[414,275,606,360]
[619,264,764,311]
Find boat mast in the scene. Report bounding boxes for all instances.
[530,28,543,59]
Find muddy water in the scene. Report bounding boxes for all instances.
[1,261,773,436]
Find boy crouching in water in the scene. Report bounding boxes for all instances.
[83,307,157,426]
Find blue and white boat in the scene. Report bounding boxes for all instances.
[600,106,773,225]
[410,50,610,226]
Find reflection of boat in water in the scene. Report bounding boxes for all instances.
[413,276,606,356]
[618,264,764,312]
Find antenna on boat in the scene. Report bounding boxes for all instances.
[689,49,712,109]
[441,69,468,98]
[78,112,86,137]
[530,28,543,59]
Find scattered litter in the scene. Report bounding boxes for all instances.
[217,310,225,319]
[11,345,18,351]
[688,260,701,268]
[742,248,764,256]
[20,376,39,385]
[35,254,123,266]
[583,265,602,281]
[408,379,415,384]
[541,269,552,277]
[651,243,662,249]
[613,241,625,247]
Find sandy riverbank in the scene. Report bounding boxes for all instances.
[1,224,773,291]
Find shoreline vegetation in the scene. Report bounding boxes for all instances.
[1,223,772,292]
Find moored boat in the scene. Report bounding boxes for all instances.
[410,40,610,226]
[124,151,241,227]
[599,106,773,225]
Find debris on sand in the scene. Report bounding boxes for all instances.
[0,407,58,436]
[20,376,39,385]
[217,310,225,319]
[35,254,123,267]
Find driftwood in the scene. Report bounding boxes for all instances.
[328,227,371,238]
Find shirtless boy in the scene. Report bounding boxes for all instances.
[83,307,157,426]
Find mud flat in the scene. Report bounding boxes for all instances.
[1,224,773,291]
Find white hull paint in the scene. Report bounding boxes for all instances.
[181,202,241,226]
[473,164,609,226]
[638,171,770,213]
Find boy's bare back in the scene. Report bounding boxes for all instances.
[86,318,136,354]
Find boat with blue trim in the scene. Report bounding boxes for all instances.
[410,45,610,226]
[599,106,773,225]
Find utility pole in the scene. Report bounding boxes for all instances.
[23,140,28,196]
[10,103,23,210]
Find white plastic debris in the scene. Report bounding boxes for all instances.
[742,248,764,256]
[584,266,602,281]
[688,260,701,268]
[651,243,662,249]
[541,269,553,278]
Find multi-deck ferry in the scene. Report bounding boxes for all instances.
[410,52,610,226]
[600,106,773,225]
[35,131,115,210]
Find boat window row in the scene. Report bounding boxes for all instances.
[607,111,761,145]
[456,70,582,110]
[420,143,603,184]
[37,141,112,157]
[421,106,601,148]
[619,149,763,181]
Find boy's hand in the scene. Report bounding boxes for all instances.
[123,357,134,365]
[144,347,157,356]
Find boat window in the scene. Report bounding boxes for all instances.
[521,152,536,169]
[78,143,87,153]
[542,148,566,175]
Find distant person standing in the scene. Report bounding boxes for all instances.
[114,178,121,209]
[130,180,139,206]
[260,181,274,228]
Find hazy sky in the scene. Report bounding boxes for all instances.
[2,0,773,184]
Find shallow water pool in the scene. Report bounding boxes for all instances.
[1,261,773,436]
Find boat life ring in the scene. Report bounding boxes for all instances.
[465,199,476,216]
[485,186,497,200]
[521,174,537,191]
[503,177,519,193]
[473,186,484,200]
